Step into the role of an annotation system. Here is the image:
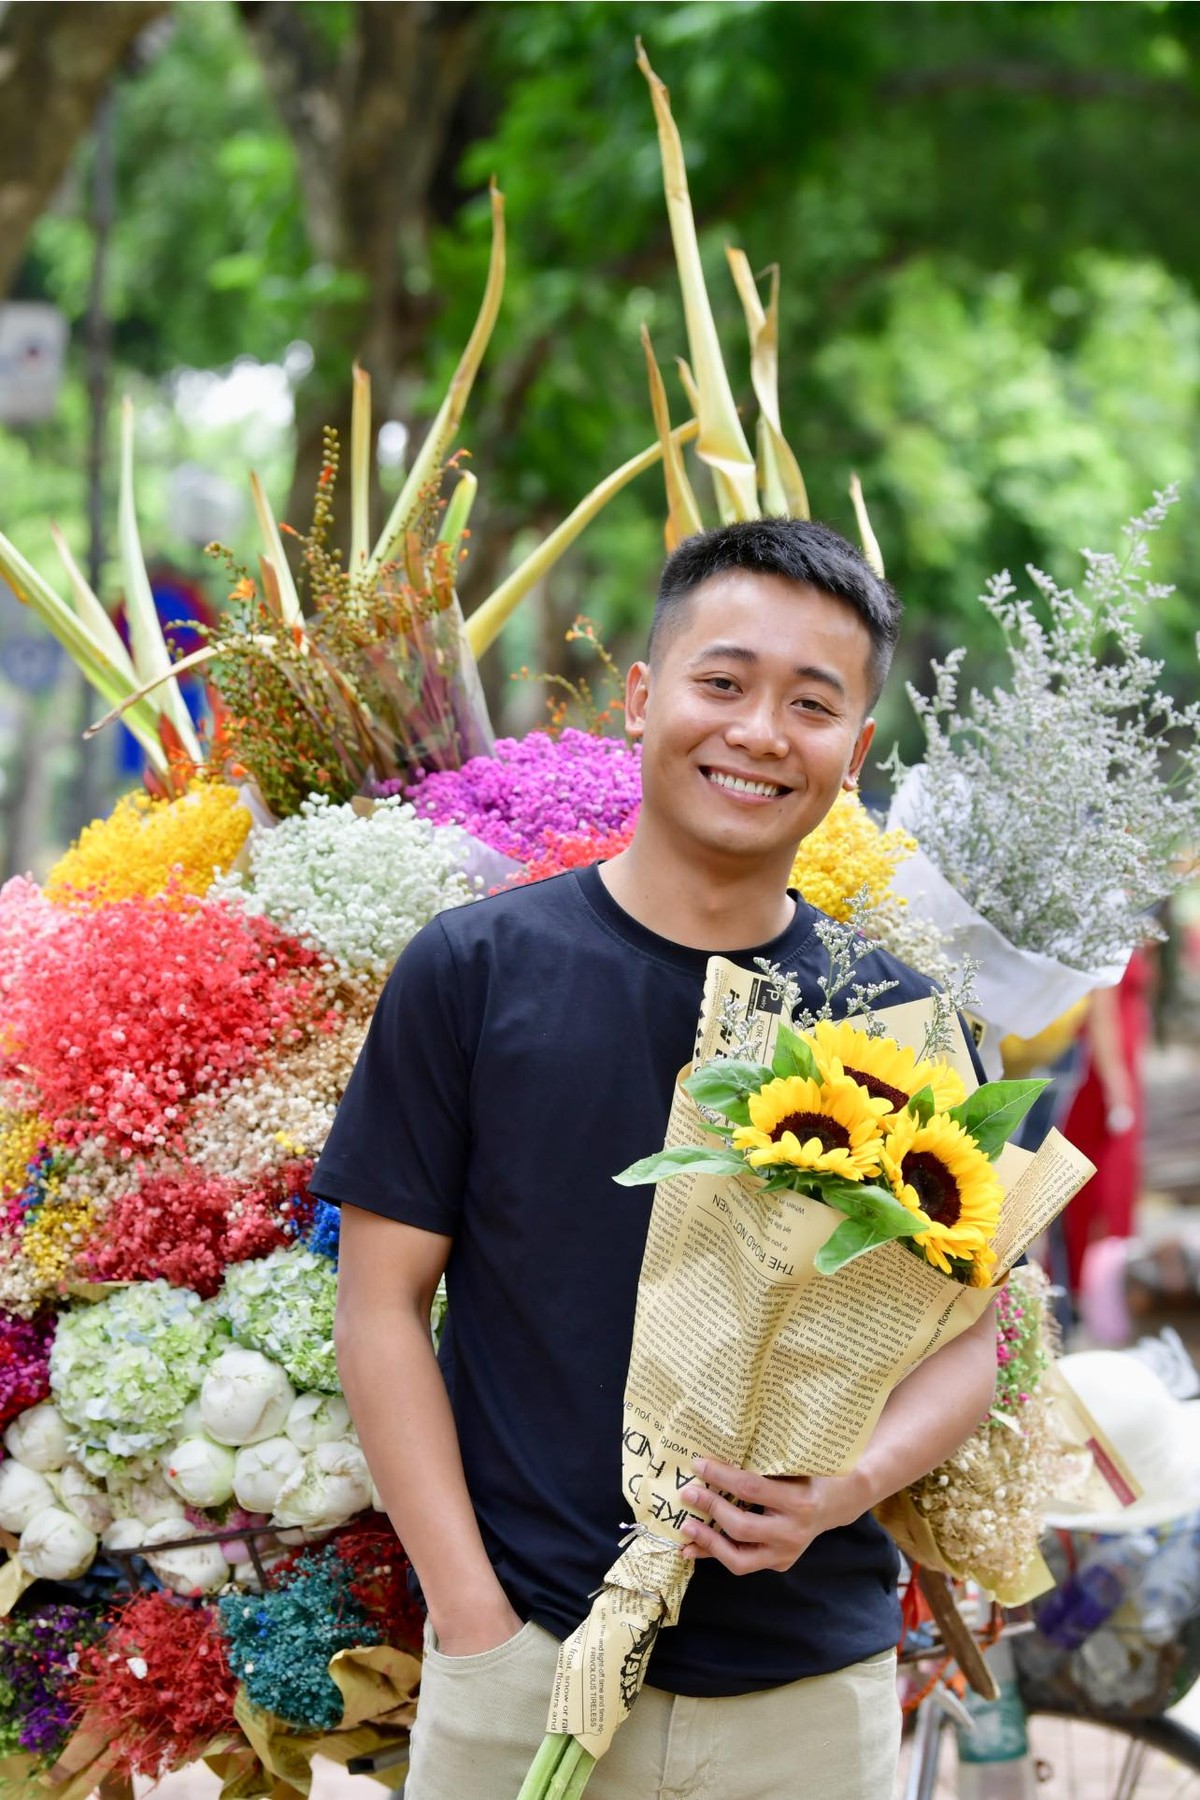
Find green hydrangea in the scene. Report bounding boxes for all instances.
[49,1281,227,1475]
[216,1246,339,1392]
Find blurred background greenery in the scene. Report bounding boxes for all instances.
[2,0,1199,874]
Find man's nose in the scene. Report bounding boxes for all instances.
[724,698,789,759]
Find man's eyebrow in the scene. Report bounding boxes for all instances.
[689,642,847,698]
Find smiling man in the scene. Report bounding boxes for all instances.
[319,519,998,1800]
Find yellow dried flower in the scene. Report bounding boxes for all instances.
[22,1192,97,1298]
[46,783,252,907]
[790,791,915,923]
[0,1112,49,1200]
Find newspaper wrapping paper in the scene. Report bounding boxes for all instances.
[887,768,1128,1051]
[546,958,1096,1760]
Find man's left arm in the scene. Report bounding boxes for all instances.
[679,1300,997,1574]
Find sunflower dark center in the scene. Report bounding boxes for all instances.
[904,1152,962,1226]
[845,1066,910,1113]
[771,1111,850,1152]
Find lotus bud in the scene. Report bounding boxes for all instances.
[271,1440,372,1530]
[140,1516,228,1595]
[3,1402,68,1472]
[125,1469,187,1526]
[101,1516,147,1554]
[0,1460,56,1532]
[19,1505,97,1580]
[57,1461,115,1535]
[161,1434,236,1509]
[200,1348,295,1447]
[284,1391,352,1451]
[232,1437,303,1514]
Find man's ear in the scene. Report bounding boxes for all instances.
[843,716,875,790]
[625,659,651,738]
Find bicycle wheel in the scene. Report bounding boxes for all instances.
[896,1706,1200,1799]
[1021,1707,1200,1799]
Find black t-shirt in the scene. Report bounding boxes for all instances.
[313,865,946,1696]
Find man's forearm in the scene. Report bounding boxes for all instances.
[336,1306,518,1649]
[855,1301,998,1508]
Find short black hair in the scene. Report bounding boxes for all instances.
[648,517,902,707]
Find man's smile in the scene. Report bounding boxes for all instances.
[701,766,792,801]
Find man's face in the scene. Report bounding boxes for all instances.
[625,571,877,870]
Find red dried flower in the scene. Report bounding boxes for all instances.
[3,894,321,1153]
[66,1592,238,1779]
[80,1161,310,1299]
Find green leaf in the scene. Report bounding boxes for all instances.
[684,1059,775,1115]
[613,1145,747,1186]
[815,1217,900,1275]
[947,1080,1050,1159]
[770,1023,819,1083]
[907,1084,935,1123]
[821,1180,923,1237]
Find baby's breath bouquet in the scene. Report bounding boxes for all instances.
[887,492,1200,1040]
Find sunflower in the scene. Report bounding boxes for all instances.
[880,1109,1003,1277]
[732,1075,888,1181]
[808,1019,967,1117]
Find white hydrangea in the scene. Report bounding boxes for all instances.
[216,794,476,978]
[217,1246,339,1393]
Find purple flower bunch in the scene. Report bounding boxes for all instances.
[0,1602,105,1762]
[403,730,642,861]
[0,1310,54,1432]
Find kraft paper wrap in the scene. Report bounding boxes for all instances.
[546,958,1096,1761]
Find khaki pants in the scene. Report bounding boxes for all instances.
[404,1619,900,1800]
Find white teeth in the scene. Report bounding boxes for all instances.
[707,771,785,798]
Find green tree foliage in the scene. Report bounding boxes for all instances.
[4,0,1200,747]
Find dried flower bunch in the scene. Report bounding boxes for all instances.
[904,1263,1061,1598]
[405,729,642,862]
[789,792,915,925]
[889,492,1200,970]
[217,794,476,980]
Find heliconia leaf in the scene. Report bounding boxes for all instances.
[465,420,699,658]
[436,468,478,563]
[637,41,757,524]
[726,250,809,520]
[84,643,223,739]
[349,360,372,576]
[368,181,506,581]
[0,526,169,770]
[49,526,138,681]
[118,399,203,763]
[849,472,885,578]
[249,472,304,631]
[613,1144,748,1186]
[641,324,703,551]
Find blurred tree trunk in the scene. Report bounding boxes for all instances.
[236,0,484,547]
[0,1,167,296]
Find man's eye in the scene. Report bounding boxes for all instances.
[796,696,831,715]
[705,676,739,692]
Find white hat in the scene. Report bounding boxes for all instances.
[1043,1349,1200,1532]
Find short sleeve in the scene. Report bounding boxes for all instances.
[310,917,469,1234]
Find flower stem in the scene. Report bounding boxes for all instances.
[546,1736,595,1800]
[516,1731,573,1799]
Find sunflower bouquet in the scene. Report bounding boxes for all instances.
[621,1015,1037,1286]
[520,963,1094,1798]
